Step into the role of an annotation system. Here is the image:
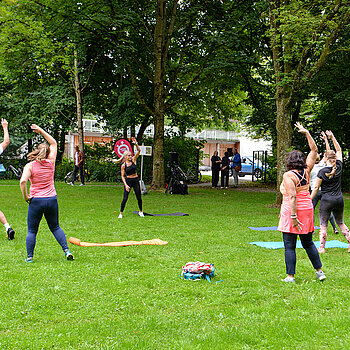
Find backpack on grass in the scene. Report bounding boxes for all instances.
[181,261,215,282]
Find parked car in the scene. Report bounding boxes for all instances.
[229,156,267,179]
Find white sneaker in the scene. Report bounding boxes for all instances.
[79,184,85,186]
[118,213,123,219]
[282,276,295,283]
[316,270,326,281]
[138,211,145,217]
[69,182,74,186]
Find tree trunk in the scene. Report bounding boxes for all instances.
[74,49,84,155]
[137,114,151,142]
[151,0,166,189]
[275,87,293,205]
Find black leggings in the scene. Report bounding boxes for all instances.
[319,193,344,227]
[121,177,142,212]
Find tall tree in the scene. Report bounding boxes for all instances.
[268,0,350,203]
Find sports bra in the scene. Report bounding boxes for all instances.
[125,161,137,176]
[280,168,310,195]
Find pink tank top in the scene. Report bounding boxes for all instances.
[29,159,57,198]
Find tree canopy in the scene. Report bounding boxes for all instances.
[0,0,349,192]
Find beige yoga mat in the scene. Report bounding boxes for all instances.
[69,237,168,247]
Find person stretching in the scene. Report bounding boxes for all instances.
[278,123,325,283]
[311,130,350,253]
[0,118,15,240]
[119,137,144,218]
[20,124,74,262]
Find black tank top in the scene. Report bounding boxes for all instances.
[125,161,137,176]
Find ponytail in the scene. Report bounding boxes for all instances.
[27,143,50,161]
[325,150,337,179]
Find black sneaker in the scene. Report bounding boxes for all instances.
[7,227,15,240]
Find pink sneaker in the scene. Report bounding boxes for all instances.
[318,247,325,254]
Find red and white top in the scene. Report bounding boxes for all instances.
[277,169,314,234]
[29,159,57,198]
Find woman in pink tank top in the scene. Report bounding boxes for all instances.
[278,123,325,283]
[20,124,74,263]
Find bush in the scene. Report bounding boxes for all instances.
[55,135,205,184]
[55,157,74,181]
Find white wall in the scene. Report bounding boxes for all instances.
[238,132,272,157]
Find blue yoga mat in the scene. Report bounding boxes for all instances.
[249,240,348,249]
[249,226,320,231]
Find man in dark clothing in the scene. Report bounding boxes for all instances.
[211,151,221,188]
[221,151,230,188]
[70,145,85,186]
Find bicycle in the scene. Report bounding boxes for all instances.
[167,163,202,184]
[0,163,23,179]
[65,167,90,184]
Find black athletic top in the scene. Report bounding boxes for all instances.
[291,169,308,187]
[317,160,342,196]
[125,161,137,176]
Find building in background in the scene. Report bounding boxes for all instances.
[65,120,271,165]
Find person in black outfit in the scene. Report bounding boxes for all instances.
[119,137,144,218]
[221,151,230,188]
[211,151,221,188]
[311,130,350,253]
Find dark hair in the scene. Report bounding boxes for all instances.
[224,151,229,157]
[286,150,307,171]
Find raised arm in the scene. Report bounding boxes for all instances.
[131,137,141,162]
[321,131,330,152]
[295,122,318,172]
[30,124,57,162]
[0,118,10,151]
[326,130,342,162]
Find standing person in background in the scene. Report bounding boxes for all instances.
[0,118,15,240]
[278,122,325,283]
[69,145,85,186]
[220,151,230,189]
[20,124,74,262]
[231,148,241,188]
[311,130,350,253]
[211,151,221,188]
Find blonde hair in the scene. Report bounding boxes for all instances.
[27,143,50,161]
[123,151,132,159]
[325,150,337,179]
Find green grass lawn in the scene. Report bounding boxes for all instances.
[1,180,350,349]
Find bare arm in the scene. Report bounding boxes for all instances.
[30,124,57,162]
[121,164,130,192]
[295,122,317,172]
[283,172,303,231]
[20,163,33,203]
[0,119,10,151]
[310,177,322,200]
[321,131,330,151]
[131,137,141,162]
[326,130,342,162]
[114,155,125,164]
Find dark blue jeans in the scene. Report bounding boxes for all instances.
[283,232,322,275]
[26,196,69,258]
